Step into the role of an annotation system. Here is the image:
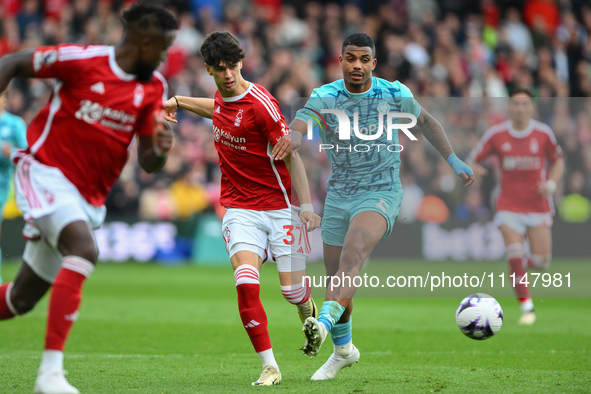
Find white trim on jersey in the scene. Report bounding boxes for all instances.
[469,120,510,160]
[222,82,252,102]
[250,85,281,121]
[532,119,559,144]
[153,71,169,106]
[58,45,109,62]
[30,80,63,155]
[266,143,290,208]
[107,46,136,81]
[508,119,535,139]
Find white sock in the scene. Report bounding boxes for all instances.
[520,299,534,314]
[257,348,279,370]
[39,350,64,371]
[334,341,353,356]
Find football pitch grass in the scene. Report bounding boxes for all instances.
[1,260,590,393]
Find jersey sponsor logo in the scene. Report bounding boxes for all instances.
[502,155,542,171]
[501,142,511,152]
[234,108,243,127]
[213,124,246,150]
[75,100,137,132]
[90,82,105,95]
[133,83,144,107]
[530,138,539,154]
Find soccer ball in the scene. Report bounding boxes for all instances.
[456,293,503,340]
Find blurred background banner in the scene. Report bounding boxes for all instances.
[1,0,590,263]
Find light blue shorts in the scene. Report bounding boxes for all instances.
[321,189,404,247]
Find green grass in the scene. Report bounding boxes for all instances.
[0,261,590,393]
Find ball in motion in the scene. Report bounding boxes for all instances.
[456,293,503,340]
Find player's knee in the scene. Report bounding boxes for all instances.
[506,243,524,260]
[64,241,99,264]
[341,243,366,270]
[530,254,551,270]
[10,289,38,315]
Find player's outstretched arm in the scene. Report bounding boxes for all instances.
[415,106,475,187]
[0,49,36,93]
[273,119,308,160]
[163,96,214,122]
[284,153,321,232]
[137,113,173,173]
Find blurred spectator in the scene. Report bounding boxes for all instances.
[1,0,590,224]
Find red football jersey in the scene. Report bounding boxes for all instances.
[212,83,292,210]
[26,44,167,206]
[470,119,563,213]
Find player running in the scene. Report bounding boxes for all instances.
[0,4,178,393]
[0,91,27,283]
[273,33,475,380]
[163,31,321,386]
[468,88,565,325]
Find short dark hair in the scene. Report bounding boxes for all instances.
[509,86,535,98]
[200,31,246,67]
[342,33,375,57]
[122,2,179,32]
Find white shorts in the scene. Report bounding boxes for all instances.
[221,207,310,272]
[14,155,106,282]
[494,210,553,235]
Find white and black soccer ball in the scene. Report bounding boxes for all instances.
[456,293,503,340]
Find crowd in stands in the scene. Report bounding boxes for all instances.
[1,0,590,223]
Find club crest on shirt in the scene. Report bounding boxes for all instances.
[501,141,511,152]
[234,108,244,127]
[530,138,539,154]
[133,83,145,107]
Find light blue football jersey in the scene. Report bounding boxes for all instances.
[0,110,27,196]
[295,77,421,197]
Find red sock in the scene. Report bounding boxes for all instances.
[234,265,271,353]
[509,257,530,300]
[45,256,94,351]
[0,283,16,320]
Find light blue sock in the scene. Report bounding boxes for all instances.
[330,317,352,346]
[317,301,345,332]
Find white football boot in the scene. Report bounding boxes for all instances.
[311,344,360,380]
[34,367,79,394]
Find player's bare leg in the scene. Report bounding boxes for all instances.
[500,225,535,325]
[231,251,281,386]
[0,261,51,319]
[304,211,386,358]
[309,243,359,380]
[526,225,552,271]
[34,220,98,394]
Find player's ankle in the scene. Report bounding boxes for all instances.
[39,350,64,371]
[334,341,353,356]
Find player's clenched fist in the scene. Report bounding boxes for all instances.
[301,211,321,232]
[154,112,174,156]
